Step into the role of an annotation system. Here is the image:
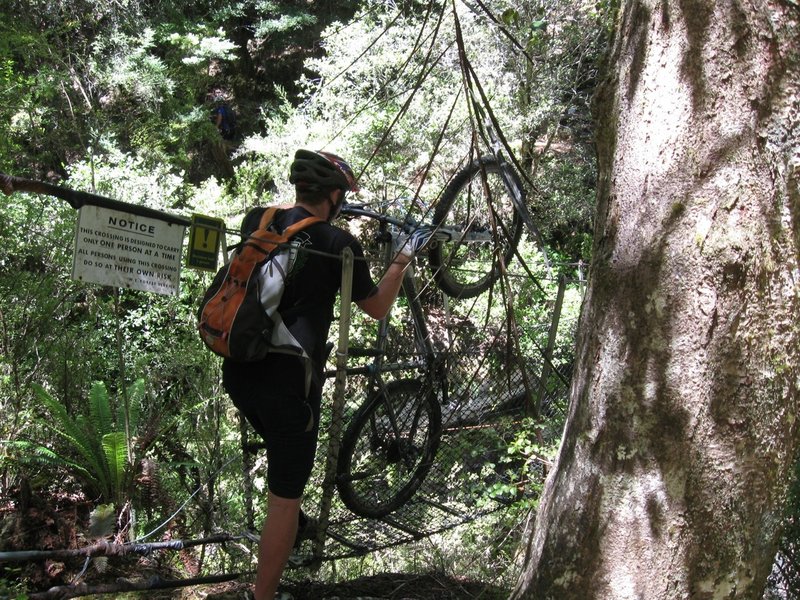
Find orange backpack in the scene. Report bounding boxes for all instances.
[197,206,322,361]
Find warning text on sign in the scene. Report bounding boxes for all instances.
[72,206,186,296]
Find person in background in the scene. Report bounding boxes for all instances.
[210,95,236,141]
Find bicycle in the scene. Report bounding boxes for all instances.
[333,163,543,517]
[331,86,550,517]
[333,202,447,518]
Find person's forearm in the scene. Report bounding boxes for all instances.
[356,259,411,319]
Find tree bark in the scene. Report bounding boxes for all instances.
[513,0,800,597]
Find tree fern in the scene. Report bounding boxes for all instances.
[30,378,159,514]
[32,383,119,503]
[33,385,109,483]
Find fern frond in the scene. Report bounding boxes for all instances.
[102,432,128,505]
[126,379,145,435]
[34,385,97,460]
[33,384,76,431]
[55,428,111,495]
[90,381,114,437]
[1,440,96,484]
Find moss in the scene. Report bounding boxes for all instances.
[670,201,686,219]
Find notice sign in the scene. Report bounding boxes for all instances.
[72,205,186,296]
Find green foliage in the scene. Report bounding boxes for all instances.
[0,28,29,171]
[0,572,27,600]
[765,459,800,599]
[499,419,559,505]
[0,193,85,441]
[3,379,162,508]
[88,23,234,173]
[1,439,94,484]
[27,380,144,507]
[249,1,318,37]
[70,138,190,209]
[0,0,245,179]
[163,27,238,66]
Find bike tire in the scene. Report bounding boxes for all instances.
[336,379,442,519]
[428,156,525,299]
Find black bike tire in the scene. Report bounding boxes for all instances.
[336,379,442,519]
[428,156,525,299]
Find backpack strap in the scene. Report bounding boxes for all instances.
[242,205,323,256]
[281,214,324,237]
[257,205,323,238]
[255,205,285,231]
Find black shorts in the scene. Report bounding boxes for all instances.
[222,354,321,499]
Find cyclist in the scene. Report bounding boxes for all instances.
[222,149,433,600]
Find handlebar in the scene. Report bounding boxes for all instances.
[339,203,453,242]
[340,203,415,231]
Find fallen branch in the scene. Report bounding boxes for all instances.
[0,172,191,226]
[0,534,239,563]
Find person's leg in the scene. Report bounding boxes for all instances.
[253,492,302,600]
[223,357,321,599]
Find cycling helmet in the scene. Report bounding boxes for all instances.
[289,149,360,192]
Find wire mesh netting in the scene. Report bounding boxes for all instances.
[281,247,581,563]
[311,359,572,562]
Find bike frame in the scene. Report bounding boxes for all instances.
[334,204,448,406]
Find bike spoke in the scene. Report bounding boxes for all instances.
[428,157,523,299]
[336,379,442,518]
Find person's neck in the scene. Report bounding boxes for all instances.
[294,200,330,221]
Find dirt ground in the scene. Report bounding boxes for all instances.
[10,565,510,600]
[202,572,509,600]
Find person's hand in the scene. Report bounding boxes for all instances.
[394,225,436,260]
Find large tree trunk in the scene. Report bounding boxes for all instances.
[512,0,799,597]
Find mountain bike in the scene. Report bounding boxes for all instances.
[333,96,549,516]
[333,176,540,517]
[333,202,448,518]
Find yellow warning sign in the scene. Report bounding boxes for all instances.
[187,214,225,271]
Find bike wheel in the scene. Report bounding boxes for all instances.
[336,379,442,519]
[428,156,525,299]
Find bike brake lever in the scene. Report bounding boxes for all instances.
[339,203,363,218]
[432,229,452,242]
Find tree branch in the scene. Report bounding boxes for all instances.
[0,533,239,563]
